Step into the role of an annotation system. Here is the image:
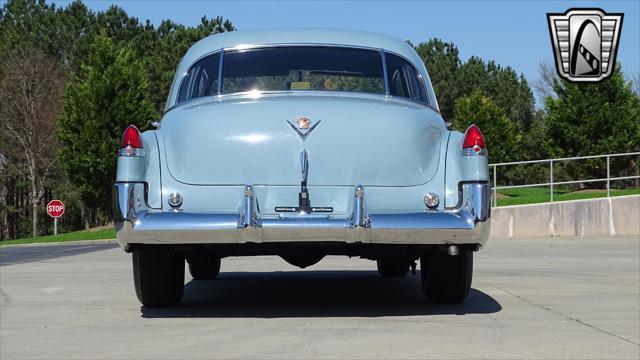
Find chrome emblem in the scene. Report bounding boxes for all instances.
[287,117,321,141]
[547,8,623,82]
[297,117,311,130]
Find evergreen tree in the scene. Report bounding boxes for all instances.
[453,90,522,163]
[456,57,535,130]
[542,65,640,183]
[413,39,461,121]
[57,35,159,218]
[413,40,535,134]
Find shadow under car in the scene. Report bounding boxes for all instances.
[141,270,502,318]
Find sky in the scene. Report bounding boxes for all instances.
[47,0,640,94]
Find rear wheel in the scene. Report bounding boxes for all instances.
[376,259,410,277]
[420,249,472,304]
[188,257,221,280]
[133,246,185,307]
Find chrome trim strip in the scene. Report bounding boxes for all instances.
[461,148,489,157]
[225,42,383,52]
[117,148,145,157]
[368,212,473,230]
[165,90,439,116]
[380,49,390,96]
[261,217,349,229]
[353,185,365,227]
[217,47,224,95]
[134,211,240,231]
[242,184,257,227]
[300,150,309,183]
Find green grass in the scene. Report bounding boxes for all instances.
[0,228,115,246]
[495,187,640,207]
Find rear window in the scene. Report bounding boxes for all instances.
[385,53,428,103]
[177,52,220,104]
[222,47,385,95]
[175,46,430,106]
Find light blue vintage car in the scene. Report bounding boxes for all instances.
[114,29,491,307]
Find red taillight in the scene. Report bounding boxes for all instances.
[462,124,486,153]
[121,125,143,149]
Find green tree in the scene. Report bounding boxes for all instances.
[543,66,640,156]
[0,0,94,69]
[58,35,159,220]
[542,65,640,184]
[147,16,235,112]
[413,40,535,135]
[0,0,58,58]
[413,39,461,120]
[453,90,522,163]
[1,1,235,114]
[456,57,535,130]
[0,0,235,239]
[88,7,235,113]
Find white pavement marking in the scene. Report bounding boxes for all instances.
[42,287,62,295]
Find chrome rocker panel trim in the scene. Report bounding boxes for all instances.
[113,183,491,248]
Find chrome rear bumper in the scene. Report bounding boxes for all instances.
[113,183,491,248]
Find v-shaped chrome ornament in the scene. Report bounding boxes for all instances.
[287,118,321,141]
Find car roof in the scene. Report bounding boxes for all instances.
[183,28,422,66]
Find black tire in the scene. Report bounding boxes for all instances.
[188,257,221,280]
[420,249,473,304]
[133,246,185,307]
[376,259,410,277]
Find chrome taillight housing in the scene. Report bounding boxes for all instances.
[119,125,144,157]
[461,124,487,156]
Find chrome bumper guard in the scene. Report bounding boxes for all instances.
[113,183,491,247]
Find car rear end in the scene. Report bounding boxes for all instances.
[113,32,491,307]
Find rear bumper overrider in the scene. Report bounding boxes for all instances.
[113,183,491,249]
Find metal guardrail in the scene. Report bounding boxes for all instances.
[490,152,640,207]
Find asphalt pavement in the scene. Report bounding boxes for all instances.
[0,236,638,359]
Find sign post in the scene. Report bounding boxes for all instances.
[46,200,65,235]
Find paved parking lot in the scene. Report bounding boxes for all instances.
[1,236,638,359]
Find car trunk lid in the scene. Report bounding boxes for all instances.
[160,94,443,187]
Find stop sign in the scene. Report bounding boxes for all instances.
[47,200,65,218]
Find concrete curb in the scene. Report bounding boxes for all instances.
[490,195,640,238]
[0,239,117,248]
